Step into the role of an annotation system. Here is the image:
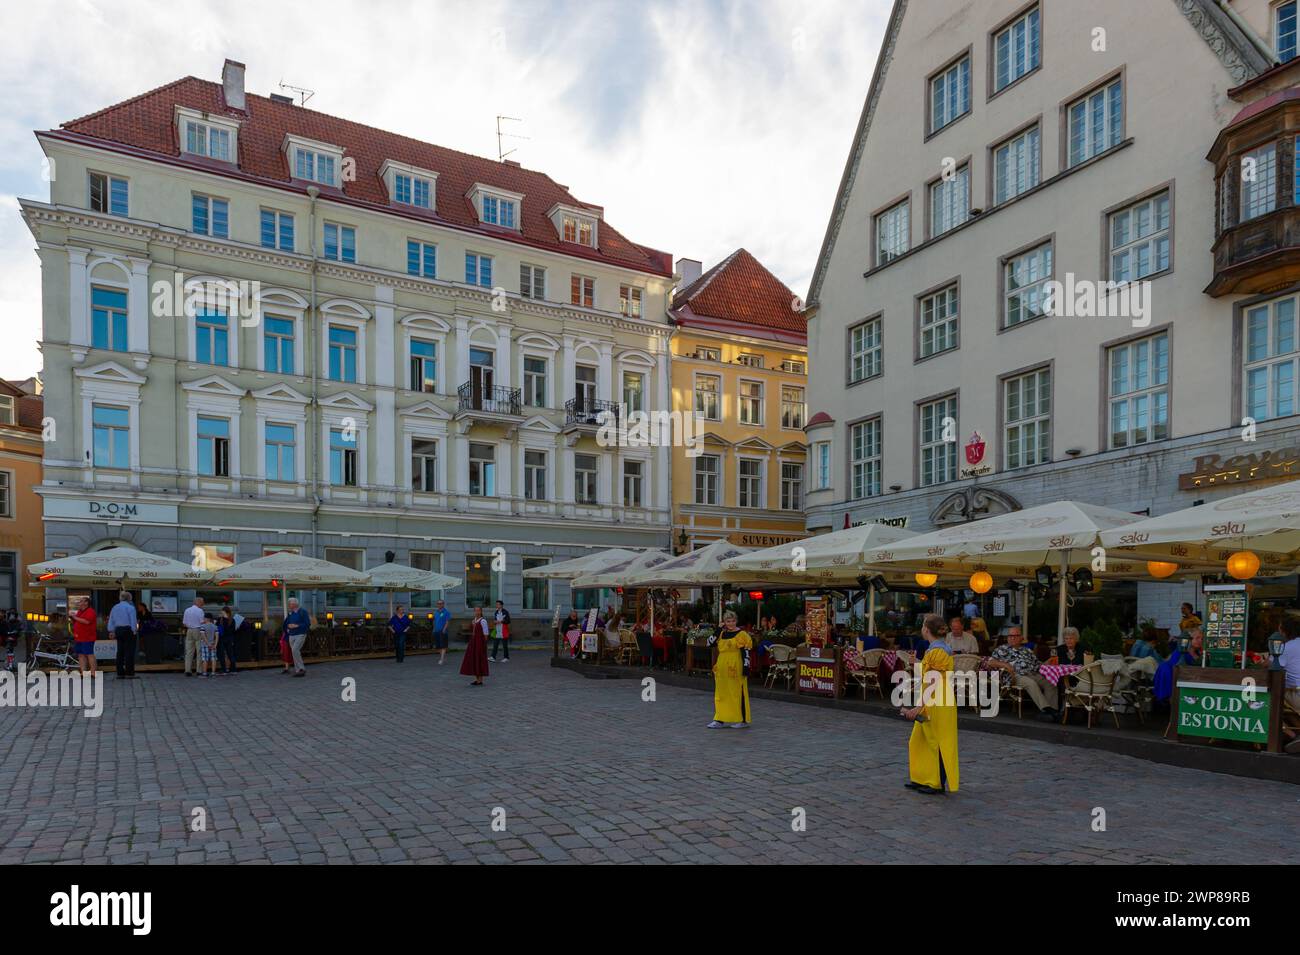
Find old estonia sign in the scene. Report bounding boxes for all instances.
[960,430,992,479]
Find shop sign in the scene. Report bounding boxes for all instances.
[1174,681,1270,744]
[45,498,179,524]
[731,532,804,548]
[1178,447,1300,490]
[796,657,836,697]
[960,431,992,479]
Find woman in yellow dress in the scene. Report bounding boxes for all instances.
[707,610,753,729]
[901,614,959,795]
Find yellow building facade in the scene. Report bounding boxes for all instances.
[0,380,44,615]
[668,250,807,553]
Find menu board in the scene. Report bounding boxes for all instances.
[1203,584,1248,668]
[804,597,829,648]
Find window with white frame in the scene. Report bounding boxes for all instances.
[92,404,130,469]
[1244,294,1298,422]
[263,315,295,374]
[481,195,517,228]
[993,5,1040,92]
[394,173,433,209]
[570,275,595,308]
[524,357,548,407]
[929,165,969,237]
[622,371,645,413]
[91,286,128,352]
[183,119,232,161]
[1003,243,1053,328]
[1108,331,1169,448]
[739,380,764,425]
[919,396,957,487]
[411,438,437,492]
[265,422,296,482]
[930,55,970,133]
[737,353,764,369]
[994,125,1040,204]
[409,339,437,392]
[1066,78,1124,168]
[619,285,642,317]
[738,458,763,508]
[575,453,599,504]
[623,459,644,507]
[407,240,436,278]
[563,216,593,246]
[1004,368,1051,469]
[919,285,959,357]
[465,253,492,287]
[323,223,355,263]
[328,326,358,383]
[1279,1,1298,62]
[468,442,496,496]
[197,416,231,477]
[524,449,547,500]
[0,395,12,426]
[88,172,128,217]
[0,470,10,518]
[695,454,720,505]
[195,309,230,365]
[694,346,721,361]
[781,359,806,374]
[294,147,337,186]
[1240,143,1277,221]
[850,419,881,499]
[781,385,805,429]
[695,374,720,420]
[575,364,597,408]
[520,264,546,300]
[330,428,358,486]
[849,317,882,382]
[1109,190,1170,282]
[815,441,832,491]
[780,462,803,511]
[874,200,909,265]
[260,209,294,251]
[192,194,229,238]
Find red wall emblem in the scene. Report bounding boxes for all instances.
[965,431,986,466]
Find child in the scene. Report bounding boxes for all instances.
[200,613,219,678]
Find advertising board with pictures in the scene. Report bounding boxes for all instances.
[1203,583,1248,668]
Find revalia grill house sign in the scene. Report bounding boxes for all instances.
[1178,447,1300,490]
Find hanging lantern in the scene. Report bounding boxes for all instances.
[969,571,993,594]
[1146,561,1178,579]
[1226,550,1260,580]
[914,572,938,588]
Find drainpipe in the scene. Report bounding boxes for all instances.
[307,185,321,616]
[1216,0,1279,66]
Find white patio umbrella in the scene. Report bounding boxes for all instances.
[28,546,213,589]
[520,548,641,580]
[211,551,372,618]
[569,549,675,590]
[1098,479,1300,570]
[366,561,462,617]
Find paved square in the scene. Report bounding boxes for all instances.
[0,651,1292,864]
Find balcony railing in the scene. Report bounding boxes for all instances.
[457,383,522,416]
[564,397,621,427]
[1207,205,1300,296]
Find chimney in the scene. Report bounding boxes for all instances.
[222,58,246,111]
[675,257,702,288]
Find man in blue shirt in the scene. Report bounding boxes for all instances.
[282,598,312,677]
[433,599,452,666]
[108,590,139,679]
[389,604,412,663]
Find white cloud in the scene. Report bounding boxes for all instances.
[0,0,885,379]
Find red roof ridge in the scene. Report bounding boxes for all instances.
[60,75,202,130]
[671,248,805,339]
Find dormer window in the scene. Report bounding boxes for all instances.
[176,107,239,164]
[381,161,438,211]
[468,183,524,231]
[564,216,592,246]
[549,203,599,247]
[284,134,344,187]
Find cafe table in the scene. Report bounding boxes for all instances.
[1037,663,1083,686]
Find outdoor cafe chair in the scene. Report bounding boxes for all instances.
[846,647,885,699]
[615,628,640,666]
[765,644,796,689]
[1060,661,1120,729]
[999,672,1026,719]
[951,653,982,708]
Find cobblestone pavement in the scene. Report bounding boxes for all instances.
[0,651,1293,864]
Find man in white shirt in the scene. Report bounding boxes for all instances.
[181,596,205,677]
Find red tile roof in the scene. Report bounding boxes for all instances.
[48,77,672,277]
[671,249,806,341]
[0,380,43,432]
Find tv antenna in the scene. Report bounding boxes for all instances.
[496,115,529,162]
[279,80,315,107]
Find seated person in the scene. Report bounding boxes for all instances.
[1154,628,1203,702]
[969,616,991,653]
[988,626,1059,720]
[603,626,622,649]
[1128,631,1163,660]
[1055,626,1089,666]
[946,616,979,655]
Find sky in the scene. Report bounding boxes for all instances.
[0,0,888,380]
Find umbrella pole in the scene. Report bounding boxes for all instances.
[868,588,876,637]
[1057,550,1069,644]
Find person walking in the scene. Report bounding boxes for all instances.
[491,600,511,662]
[902,614,960,796]
[461,605,490,686]
[706,610,753,729]
[216,606,238,674]
[282,597,312,677]
[433,599,451,665]
[70,595,99,677]
[108,590,139,679]
[181,596,206,677]
[389,604,412,663]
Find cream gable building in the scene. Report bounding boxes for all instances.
[23,60,674,623]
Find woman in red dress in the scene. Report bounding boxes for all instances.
[460,605,490,686]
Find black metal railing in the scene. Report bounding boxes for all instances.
[457,383,522,416]
[564,397,621,427]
